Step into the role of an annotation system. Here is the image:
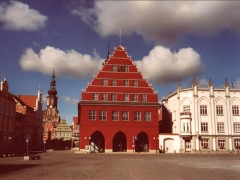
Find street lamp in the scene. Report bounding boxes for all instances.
[25,135,31,156]
[43,141,46,152]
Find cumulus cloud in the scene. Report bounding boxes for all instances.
[19,46,104,78]
[62,96,79,105]
[136,46,204,84]
[0,1,47,31]
[72,1,240,43]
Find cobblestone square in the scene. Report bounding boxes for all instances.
[0,151,239,180]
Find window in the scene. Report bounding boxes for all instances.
[218,140,225,149]
[124,66,129,72]
[201,122,208,132]
[217,122,224,133]
[133,94,138,101]
[93,93,98,100]
[124,80,129,86]
[216,105,223,115]
[100,110,107,121]
[142,94,147,102]
[232,106,239,115]
[182,122,190,132]
[144,112,151,121]
[102,93,107,101]
[89,110,96,120]
[124,94,129,101]
[133,80,138,87]
[233,123,240,133]
[183,105,190,112]
[234,139,240,149]
[112,111,119,121]
[201,139,209,149]
[112,79,116,86]
[134,112,141,121]
[200,105,207,115]
[112,65,117,72]
[103,79,108,86]
[111,93,116,101]
[122,111,129,121]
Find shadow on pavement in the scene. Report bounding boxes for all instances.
[0,164,39,174]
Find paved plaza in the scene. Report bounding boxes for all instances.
[0,150,239,180]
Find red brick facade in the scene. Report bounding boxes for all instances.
[79,45,159,153]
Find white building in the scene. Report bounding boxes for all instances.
[159,79,240,153]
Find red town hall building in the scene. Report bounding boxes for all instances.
[79,43,160,153]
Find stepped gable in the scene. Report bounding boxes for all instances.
[82,44,157,101]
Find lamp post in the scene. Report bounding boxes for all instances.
[43,141,46,152]
[25,135,31,156]
[8,137,12,156]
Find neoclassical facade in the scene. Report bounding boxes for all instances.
[159,79,240,153]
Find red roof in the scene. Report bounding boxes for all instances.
[73,116,78,125]
[16,95,37,109]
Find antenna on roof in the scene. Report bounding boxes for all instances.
[119,29,122,45]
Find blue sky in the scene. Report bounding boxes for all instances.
[0,0,239,124]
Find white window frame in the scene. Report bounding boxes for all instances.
[142,94,147,102]
[100,110,107,121]
[124,94,129,101]
[102,93,107,101]
[217,122,224,133]
[93,93,98,101]
[200,105,207,115]
[103,79,108,86]
[232,106,239,116]
[201,122,208,132]
[112,111,119,121]
[144,112,151,121]
[111,93,116,101]
[122,111,129,121]
[133,94,138,102]
[218,140,225,149]
[234,139,240,149]
[183,105,190,113]
[216,105,223,116]
[89,110,96,120]
[112,79,116,86]
[233,122,240,133]
[134,112,141,121]
[201,139,209,149]
[133,80,138,87]
[124,80,129,86]
[112,65,117,72]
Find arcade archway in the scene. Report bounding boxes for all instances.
[135,132,149,152]
[112,131,127,152]
[90,131,105,153]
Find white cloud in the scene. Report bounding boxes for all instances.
[72,1,240,44]
[62,96,79,105]
[0,1,47,31]
[197,78,209,87]
[136,46,204,84]
[19,46,104,78]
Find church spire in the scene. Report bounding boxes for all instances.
[48,70,57,96]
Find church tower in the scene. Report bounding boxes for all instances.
[43,70,60,144]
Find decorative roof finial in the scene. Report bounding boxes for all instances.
[177,80,181,89]
[119,29,122,45]
[209,78,213,87]
[192,78,197,87]
[224,78,229,88]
